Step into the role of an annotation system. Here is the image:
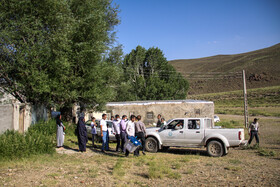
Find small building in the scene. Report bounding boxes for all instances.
[0,89,48,134]
[105,100,214,125]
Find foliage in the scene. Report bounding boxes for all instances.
[0,120,57,160]
[116,46,189,101]
[0,0,120,110]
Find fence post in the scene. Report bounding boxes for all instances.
[243,70,249,128]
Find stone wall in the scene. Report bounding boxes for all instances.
[0,103,48,134]
[106,100,214,125]
[0,105,13,133]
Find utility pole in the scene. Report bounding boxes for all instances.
[243,70,249,128]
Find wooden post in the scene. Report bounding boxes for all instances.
[243,70,249,128]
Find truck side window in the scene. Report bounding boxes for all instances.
[167,120,184,130]
[188,120,200,129]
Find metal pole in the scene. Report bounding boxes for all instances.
[243,70,249,128]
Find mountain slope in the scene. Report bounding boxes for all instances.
[169,43,280,95]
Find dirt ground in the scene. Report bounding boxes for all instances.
[0,115,279,187]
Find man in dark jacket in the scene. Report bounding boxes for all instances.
[77,116,88,152]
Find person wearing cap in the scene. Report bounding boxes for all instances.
[248,118,260,145]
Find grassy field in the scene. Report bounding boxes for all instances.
[189,86,280,117]
[1,115,280,186]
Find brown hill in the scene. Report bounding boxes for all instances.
[169,43,280,95]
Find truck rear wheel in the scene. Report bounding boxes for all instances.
[145,137,158,153]
[207,140,224,157]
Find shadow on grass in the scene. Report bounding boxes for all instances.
[163,148,208,156]
[87,147,125,157]
[135,173,149,179]
[63,145,79,152]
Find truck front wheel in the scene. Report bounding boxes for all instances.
[145,137,158,153]
[207,140,224,157]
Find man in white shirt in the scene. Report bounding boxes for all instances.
[112,114,121,152]
[100,113,109,152]
[125,115,136,157]
[248,118,260,145]
[120,115,128,153]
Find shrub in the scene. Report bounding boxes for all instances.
[0,120,57,160]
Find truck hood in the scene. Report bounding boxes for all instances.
[146,127,161,133]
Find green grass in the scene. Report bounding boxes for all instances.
[189,86,280,117]
[258,149,276,157]
[113,158,126,177]
[189,86,280,108]
[218,120,243,128]
[0,121,56,160]
[0,119,77,161]
[224,166,242,172]
[228,159,242,165]
[184,169,193,174]
[147,160,182,179]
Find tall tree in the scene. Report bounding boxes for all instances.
[117,46,189,101]
[0,0,120,112]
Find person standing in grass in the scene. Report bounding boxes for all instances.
[120,115,128,153]
[135,115,147,156]
[112,114,121,152]
[100,113,109,153]
[248,118,260,145]
[90,117,97,148]
[77,116,88,152]
[56,114,65,148]
[125,115,136,157]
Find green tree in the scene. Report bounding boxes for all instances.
[117,46,189,101]
[0,0,120,114]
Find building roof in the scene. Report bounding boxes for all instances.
[106,100,213,106]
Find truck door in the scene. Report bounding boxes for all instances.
[185,119,204,145]
[158,119,186,146]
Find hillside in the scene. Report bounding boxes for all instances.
[169,43,280,95]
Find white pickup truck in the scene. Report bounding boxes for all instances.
[145,118,246,157]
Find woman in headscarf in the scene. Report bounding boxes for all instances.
[77,116,88,152]
[56,114,65,148]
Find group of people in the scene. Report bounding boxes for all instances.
[156,114,166,128]
[96,113,147,156]
[56,113,261,153]
[70,113,149,156]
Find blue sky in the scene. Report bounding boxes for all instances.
[113,0,280,60]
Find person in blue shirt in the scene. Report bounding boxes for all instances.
[90,117,97,148]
